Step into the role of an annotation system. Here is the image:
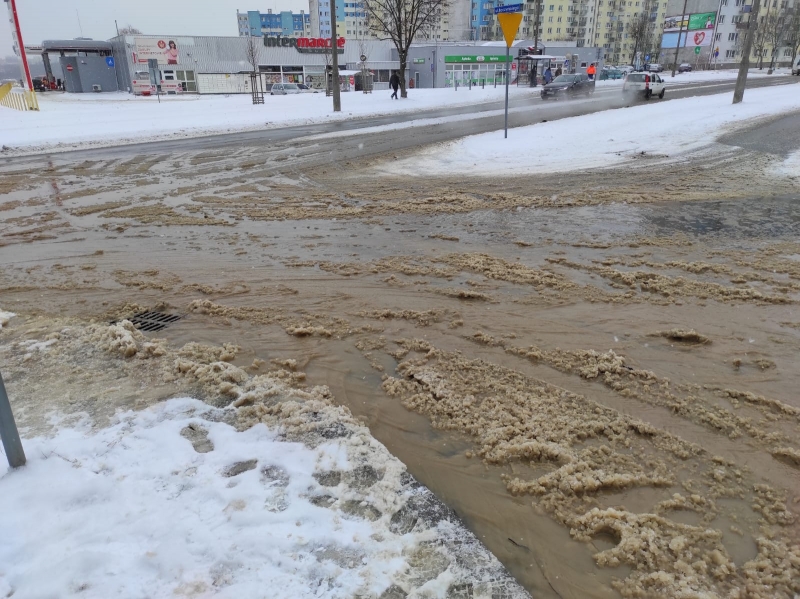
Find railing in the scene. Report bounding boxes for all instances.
[0,83,39,111]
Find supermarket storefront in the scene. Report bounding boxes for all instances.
[443,54,513,87]
[108,34,398,94]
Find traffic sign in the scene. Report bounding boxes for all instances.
[495,3,523,13]
[645,54,650,61]
[66,64,73,72]
[106,56,115,68]
[564,59,570,69]
[498,12,523,47]
[360,54,367,62]
[694,46,701,54]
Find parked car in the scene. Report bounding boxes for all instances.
[678,63,693,73]
[600,67,624,80]
[540,73,595,100]
[270,83,302,95]
[296,83,319,93]
[622,72,666,100]
[793,56,800,75]
[646,63,664,73]
[616,65,635,74]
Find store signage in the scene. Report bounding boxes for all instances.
[413,58,425,64]
[444,55,513,63]
[264,36,346,54]
[494,3,523,13]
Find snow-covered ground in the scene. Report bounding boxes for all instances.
[0,315,528,599]
[382,82,800,176]
[0,86,529,155]
[0,69,791,155]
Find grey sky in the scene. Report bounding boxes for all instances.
[2,0,307,58]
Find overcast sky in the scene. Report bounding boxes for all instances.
[2,0,307,58]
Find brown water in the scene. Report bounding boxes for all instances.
[2,146,799,598]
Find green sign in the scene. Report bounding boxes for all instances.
[695,45,702,54]
[689,12,716,30]
[413,58,426,64]
[444,55,513,63]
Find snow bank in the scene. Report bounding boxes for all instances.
[383,83,800,176]
[0,86,528,155]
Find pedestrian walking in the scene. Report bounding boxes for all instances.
[587,63,596,80]
[555,67,562,77]
[543,67,553,85]
[389,71,400,99]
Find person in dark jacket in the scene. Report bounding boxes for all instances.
[543,67,553,84]
[389,71,400,99]
[555,67,562,77]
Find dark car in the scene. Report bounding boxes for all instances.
[540,74,595,100]
[678,63,692,73]
[32,77,47,92]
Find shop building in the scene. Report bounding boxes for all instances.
[405,41,603,88]
[109,34,398,94]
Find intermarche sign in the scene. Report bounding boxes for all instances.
[494,3,523,13]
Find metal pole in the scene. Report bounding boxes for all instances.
[733,0,762,104]
[329,0,341,112]
[504,45,510,139]
[672,0,689,77]
[0,372,26,469]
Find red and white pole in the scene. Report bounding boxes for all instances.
[6,0,34,91]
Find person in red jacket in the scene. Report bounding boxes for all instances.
[587,63,596,80]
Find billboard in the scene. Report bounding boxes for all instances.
[688,29,712,46]
[134,38,179,65]
[689,12,716,30]
[661,32,684,48]
[663,14,688,33]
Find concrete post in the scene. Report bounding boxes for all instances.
[0,371,26,469]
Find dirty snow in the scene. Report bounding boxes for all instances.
[0,396,526,598]
[383,83,800,176]
[0,310,15,329]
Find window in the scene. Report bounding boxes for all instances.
[548,27,552,32]
[557,27,561,32]
[558,16,562,21]
[549,4,554,9]
[715,32,721,40]
[726,49,736,57]
[719,15,725,23]
[728,32,738,41]
[548,16,553,21]
[558,4,563,9]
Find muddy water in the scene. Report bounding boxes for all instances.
[2,149,800,598]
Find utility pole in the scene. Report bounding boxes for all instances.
[671,0,689,77]
[0,372,26,469]
[733,0,762,103]
[6,0,34,92]
[329,0,341,112]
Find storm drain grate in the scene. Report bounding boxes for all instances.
[127,311,182,332]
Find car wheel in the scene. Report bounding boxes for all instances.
[644,89,652,100]
[658,88,665,99]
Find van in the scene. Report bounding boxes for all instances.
[622,72,666,100]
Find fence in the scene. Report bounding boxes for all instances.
[0,83,39,111]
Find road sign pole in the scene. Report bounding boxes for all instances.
[504,45,510,139]
[496,8,522,140]
[0,371,26,469]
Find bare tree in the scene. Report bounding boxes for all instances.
[363,0,450,98]
[767,6,793,70]
[629,0,657,66]
[785,8,800,67]
[751,4,772,68]
[244,34,260,74]
[118,25,142,35]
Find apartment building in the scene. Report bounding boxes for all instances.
[237,10,312,38]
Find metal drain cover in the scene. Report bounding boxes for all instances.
[128,311,182,332]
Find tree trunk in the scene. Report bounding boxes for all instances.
[399,55,408,98]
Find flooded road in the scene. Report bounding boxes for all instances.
[1,129,799,598]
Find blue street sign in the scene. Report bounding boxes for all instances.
[645,54,650,61]
[106,56,115,68]
[494,3,523,13]
[564,59,570,69]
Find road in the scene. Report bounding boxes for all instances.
[3,75,797,168]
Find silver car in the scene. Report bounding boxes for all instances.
[270,83,301,95]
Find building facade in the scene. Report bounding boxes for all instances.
[237,10,312,38]
[109,34,399,94]
[663,0,796,68]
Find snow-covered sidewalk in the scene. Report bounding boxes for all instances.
[382,82,800,176]
[0,315,528,599]
[0,86,531,155]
